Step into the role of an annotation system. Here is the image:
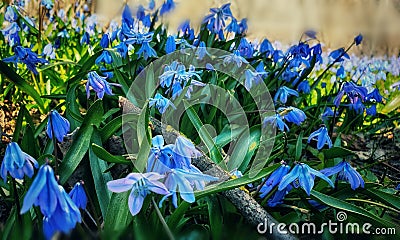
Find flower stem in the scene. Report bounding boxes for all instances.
[12,179,22,223]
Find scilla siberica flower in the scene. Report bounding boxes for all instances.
[279,107,307,126]
[41,0,54,9]
[86,71,120,99]
[321,161,364,190]
[307,126,332,150]
[278,163,334,195]
[244,69,263,90]
[222,50,248,67]
[259,163,290,198]
[149,93,175,114]
[46,110,70,142]
[334,82,368,107]
[297,81,310,94]
[354,34,363,46]
[263,114,289,132]
[20,165,81,239]
[160,0,176,16]
[165,35,176,54]
[162,168,218,208]
[2,22,21,47]
[1,142,39,182]
[5,6,18,22]
[69,181,88,209]
[3,46,48,74]
[107,172,170,216]
[274,86,299,104]
[202,3,233,33]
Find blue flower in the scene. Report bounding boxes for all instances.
[260,39,274,58]
[165,35,176,54]
[0,142,38,182]
[196,41,210,60]
[297,81,310,94]
[263,114,289,132]
[267,186,292,207]
[366,105,377,116]
[162,167,218,207]
[259,163,291,198]
[147,135,180,174]
[122,4,134,27]
[329,48,350,62]
[274,86,299,104]
[95,50,113,65]
[1,22,21,47]
[5,6,17,22]
[354,34,363,46]
[308,126,332,150]
[244,69,262,90]
[238,38,254,58]
[238,18,248,34]
[305,30,317,39]
[366,88,383,103]
[43,43,56,59]
[278,163,334,196]
[279,107,307,126]
[20,165,81,239]
[137,42,157,60]
[336,65,346,79]
[321,107,334,121]
[100,33,110,48]
[69,182,88,210]
[334,82,368,107]
[116,42,128,58]
[86,71,119,99]
[203,3,233,33]
[3,46,48,74]
[107,172,170,216]
[41,0,54,9]
[226,18,239,33]
[321,161,364,190]
[81,32,90,45]
[42,187,82,239]
[46,110,70,142]
[149,93,175,114]
[222,50,249,67]
[160,0,176,16]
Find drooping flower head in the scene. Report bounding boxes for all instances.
[263,114,289,132]
[279,107,307,126]
[46,110,70,142]
[274,86,299,104]
[86,71,120,99]
[278,163,334,195]
[162,167,218,207]
[107,172,170,216]
[307,126,332,150]
[3,46,48,74]
[259,163,291,198]
[1,142,38,182]
[69,181,88,210]
[20,164,81,239]
[321,161,364,190]
[202,3,233,33]
[334,81,368,107]
[149,93,176,114]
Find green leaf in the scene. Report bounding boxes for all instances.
[12,106,25,142]
[184,101,223,164]
[381,94,400,114]
[238,126,262,172]
[89,130,112,218]
[322,147,355,159]
[91,144,131,164]
[0,61,45,112]
[295,131,304,161]
[59,101,104,184]
[104,192,133,237]
[363,189,400,210]
[65,84,83,130]
[207,196,223,240]
[100,115,122,142]
[310,190,395,227]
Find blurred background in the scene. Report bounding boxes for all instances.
[5,0,400,55]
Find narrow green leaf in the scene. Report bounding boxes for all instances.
[295,131,304,161]
[311,190,395,227]
[184,101,223,164]
[363,189,400,210]
[100,116,122,142]
[91,143,131,164]
[104,192,133,237]
[89,130,112,218]
[322,147,355,159]
[0,61,45,112]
